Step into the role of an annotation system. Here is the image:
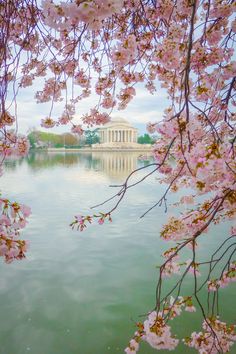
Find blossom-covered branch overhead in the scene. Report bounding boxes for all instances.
[0,0,236,353]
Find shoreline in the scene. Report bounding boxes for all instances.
[46,147,153,153]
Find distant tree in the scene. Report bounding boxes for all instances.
[27,131,79,148]
[62,133,79,147]
[28,131,42,148]
[138,133,155,144]
[84,129,100,146]
[27,132,36,148]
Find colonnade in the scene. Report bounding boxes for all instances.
[99,129,137,143]
[100,153,137,177]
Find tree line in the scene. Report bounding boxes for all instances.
[28,130,154,148]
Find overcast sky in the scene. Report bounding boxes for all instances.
[9,78,168,136]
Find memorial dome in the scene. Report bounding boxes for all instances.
[104,117,133,127]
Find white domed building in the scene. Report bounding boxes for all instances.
[93,117,146,150]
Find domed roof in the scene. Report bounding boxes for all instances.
[103,116,133,127]
[111,117,130,123]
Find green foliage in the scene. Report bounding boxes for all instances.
[28,133,36,148]
[138,133,155,144]
[27,130,80,148]
[84,129,100,146]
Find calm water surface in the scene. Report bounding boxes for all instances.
[0,151,234,354]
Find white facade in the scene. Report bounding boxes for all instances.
[97,117,138,146]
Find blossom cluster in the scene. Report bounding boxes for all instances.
[125,311,179,353]
[0,131,30,158]
[42,0,123,31]
[161,248,180,277]
[160,191,235,243]
[125,299,236,353]
[0,110,31,262]
[184,317,236,353]
[1,0,236,352]
[0,111,30,157]
[142,312,179,350]
[0,197,31,263]
[41,117,57,129]
[208,261,236,291]
[70,212,112,231]
[71,124,84,135]
[81,109,110,127]
[125,296,196,353]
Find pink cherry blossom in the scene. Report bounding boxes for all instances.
[71,125,83,135]
[41,117,57,128]
[1,1,236,352]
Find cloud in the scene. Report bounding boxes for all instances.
[7,78,169,134]
[112,107,164,124]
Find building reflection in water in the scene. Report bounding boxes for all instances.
[4,151,153,181]
[91,151,144,181]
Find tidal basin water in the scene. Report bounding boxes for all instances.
[0,151,234,354]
